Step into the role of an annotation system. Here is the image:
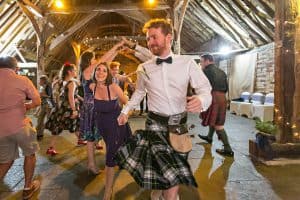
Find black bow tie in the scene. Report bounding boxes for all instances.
[156,57,172,65]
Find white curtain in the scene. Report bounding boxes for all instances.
[228,53,257,100]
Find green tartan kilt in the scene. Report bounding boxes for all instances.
[114,129,197,190]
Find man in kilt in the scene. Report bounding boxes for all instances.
[198,54,234,157]
[116,18,212,200]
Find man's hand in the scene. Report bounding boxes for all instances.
[120,46,135,54]
[186,95,202,113]
[121,36,136,49]
[117,113,128,125]
[24,103,32,111]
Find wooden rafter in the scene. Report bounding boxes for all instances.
[215,0,258,45]
[16,0,41,42]
[205,0,249,47]
[173,0,190,53]
[252,0,275,18]
[117,10,150,24]
[49,12,100,50]
[20,0,43,18]
[232,0,273,41]
[0,1,16,20]
[227,0,272,42]
[183,14,213,42]
[0,19,28,54]
[0,10,22,37]
[219,0,267,45]
[46,3,170,14]
[183,23,206,43]
[240,0,274,30]
[191,1,241,47]
[181,24,206,51]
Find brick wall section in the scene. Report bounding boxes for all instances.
[254,43,275,93]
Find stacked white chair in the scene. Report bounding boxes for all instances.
[252,93,274,122]
[239,92,264,118]
[230,92,251,115]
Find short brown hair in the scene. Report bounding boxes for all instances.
[40,75,49,82]
[142,18,173,36]
[201,54,214,62]
[0,56,18,69]
[109,61,120,69]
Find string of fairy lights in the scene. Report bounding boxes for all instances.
[274,108,299,140]
[273,17,300,141]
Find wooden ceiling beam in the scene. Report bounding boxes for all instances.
[0,10,22,37]
[191,1,242,47]
[205,0,249,47]
[240,0,274,30]
[216,0,262,46]
[46,3,170,14]
[232,0,273,41]
[181,26,206,51]
[0,20,28,54]
[19,0,44,18]
[185,23,211,42]
[117,10,150,24]
[189,2,225,41]
[227,0,272,42]
[16,0,41,42]
[173,0,191,53]
[182,23,206,43]
[0,1,16,19]
[253,0,275,18]
[49,12,100,51]
[185,11,214,40]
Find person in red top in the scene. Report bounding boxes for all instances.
[0,56,41,199]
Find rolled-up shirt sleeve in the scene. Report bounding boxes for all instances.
[24,76,40,101]
[134,45,153,62]
[121,64,147,115]
[189,60,212,111]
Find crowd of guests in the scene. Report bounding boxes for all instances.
[0,18,233,200]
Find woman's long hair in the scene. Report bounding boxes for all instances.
[60,63,75,80]
[93,62,113,86]
[79,51,94,82]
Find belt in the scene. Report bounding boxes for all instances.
[148,111,187,125]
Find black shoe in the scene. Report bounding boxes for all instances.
[37,135,43,141]
[216,149,234,157]
[198,135,212,144]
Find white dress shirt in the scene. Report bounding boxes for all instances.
[122,52,212,115]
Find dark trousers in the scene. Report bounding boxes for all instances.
[36,104,51,136]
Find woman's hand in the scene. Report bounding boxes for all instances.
[70,110,79,119]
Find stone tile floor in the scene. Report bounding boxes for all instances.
[1,112,300,200]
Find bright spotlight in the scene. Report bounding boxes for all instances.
[148,0,155,5]
[54,0,64,9]
[219,46,231,55]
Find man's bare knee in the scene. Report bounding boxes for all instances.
[214,125,224,131]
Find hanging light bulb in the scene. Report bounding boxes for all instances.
[54,0,64,9]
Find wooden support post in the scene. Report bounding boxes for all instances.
[274,0,300,143]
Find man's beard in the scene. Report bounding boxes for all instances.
[149,41,167,56]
